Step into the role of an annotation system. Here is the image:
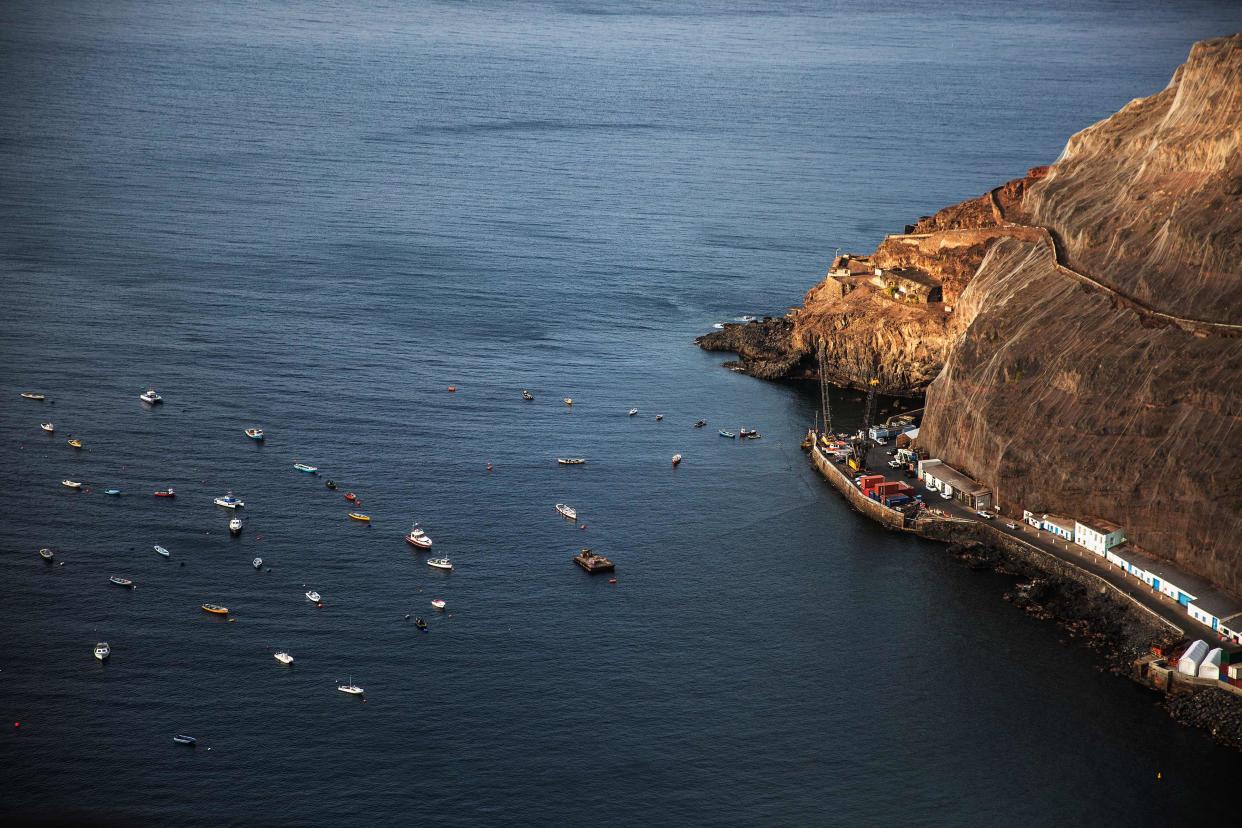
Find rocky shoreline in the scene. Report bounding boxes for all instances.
[946,540,1242,750]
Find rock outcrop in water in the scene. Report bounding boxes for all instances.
[699,33,1242,596]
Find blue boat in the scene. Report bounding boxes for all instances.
[293,462,318,474]
[719,430,736,439]
[104,488,121,496]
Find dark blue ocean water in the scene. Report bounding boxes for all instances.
[3,1,1241,824]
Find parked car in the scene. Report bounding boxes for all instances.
[939,492,951,500]
[1004,522,1018,530]
[976,510,995,519]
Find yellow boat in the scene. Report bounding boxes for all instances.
[348,512,371,522]
[67,438,82,448]
[201,604,229,615]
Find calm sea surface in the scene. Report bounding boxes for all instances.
[3,1,1241,824]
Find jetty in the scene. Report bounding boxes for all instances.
[573,548,614,573]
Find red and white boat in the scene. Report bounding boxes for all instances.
[154,488,176,498]
[405,524,433,549]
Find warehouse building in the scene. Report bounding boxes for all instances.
[918,459,992,510]
[1040,514,1075,541]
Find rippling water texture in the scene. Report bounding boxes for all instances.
[3,1,1241,823]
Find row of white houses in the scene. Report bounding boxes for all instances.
[1022,510,1242,645]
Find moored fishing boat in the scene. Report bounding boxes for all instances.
[628,408,639,416]
[305,590,321,603]
[415,617,428,631]
[173,734,197,745]
[154,545,170,558]
[347,512,370,522]
[229,517,243,535]
[655,414,663,421]
[344,492,357,502]
[154,487,175,498]
[274,652,293,665]
[109,576,135,588]
[94,642,110,661]
[252,557,263,569]
[62,479,82,489]
[201,604,228,615]
[40,422,54,433]
[38,547,54,561]
[694,419,707,428]
[672,453,682,467]
[556,457,586,465]
[139,389,163,404]
[293,462,318,473]
[214,492,244,509]
[426,558,453,571]
[719,430,736,439]
[555,503,577,521]
[104,488,121,495]
[244,428,264,441]
[522,389,534,400]
[20,392,46,401]
[67,438,82,449]
[405,524,433,549]
[431,598,446,610]
[563,398,573,407]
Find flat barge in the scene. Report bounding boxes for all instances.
[574,548,614,573]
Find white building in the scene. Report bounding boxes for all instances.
[1040,514,1075,541]
[1073,518,1125,556]
[917,459,993,510]
[1188,603,1220,632]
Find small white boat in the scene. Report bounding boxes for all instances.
[245,428,264,441]
[522,390,534,400]
[139,389,163,404]
[109,576,135,588]
[214,492,244,509]
[431,598,446,610]
[306,590,321,603]
[154,545,170,558]
[555,503,577,521]
[655,414,663,421]
[62,479,82,489]
[405,524,433,549]
[293,462,318,473]
[94,642,110,661]
[38,547,54,561]
[173,734,197,745]
[556,457,586,465]
[274,652,293,665]
[252,557,263,570]
[628,408,639,416]
[40,422,54,433]
[563,398,573,407]
[426,558,453,571]
[672,453,683,467]
[229,517,243,535]
[21,392,46,401]
[337,679,364,696]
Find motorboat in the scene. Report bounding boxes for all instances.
[20,392,46,401]
[337,678,364,696]
[214,492,244,509]
[325,480,338,490]
[104,488,121,495]
[67,438,82,449]
[94,642,110,661]
[426,558,453,571]
[293,462,318,473]
[719,430,736,439]
[555,503,577,521]
[62,479,82,489]
[252,557,263,570]
[347,512,370,522]
[672,453,683,467]
[274,652,293,665]
[694,419,707,428]
[556,457,586,465]
[655,414,663,421]
[154,487,175,498]
[245,428,264,441]
[154,545,171,558]
[563,398,573,407]
[344,492,357,502]
[306,590,321,603]
[405,524,433,549]
[229,517,243,535]
[522,390,534,400]
[628,408,639,416]
[431,598,446,610]
[201,604,228,615]
[109,576,135,588]
[40,422,54,433]
[447,386,457,392]
[39,548,54,561]
[173,735,197,745]
[415,617,428,631]
[139,389,163,404]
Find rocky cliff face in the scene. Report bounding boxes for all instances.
[700,33,1242,596]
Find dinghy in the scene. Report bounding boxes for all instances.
[104,488,121,496]
[431,598,446,610]
[201,604,228,615]
[344,492,357,502]
[62,479,82,489]
[154,545,170,558]
[556,457,586,465]
[293,462,317,473]
[694,419,707,428]
[173,735,197,745]
[109,576,135,588]
[274,652,293,665]
[244,428,264,441]
[628,408,639,416]
[563,398,573,407]
[555,503,577,521]
[252,557,263,570]
[40,422,54,433]
[67,438,82,449]
[719,430,736,439]
[522,390,534,400]
[38,548,54,561]
[325,480,338,490]
[347,512,370,522]
[20,392,45,401]
[672,453,682,467]
[306,590,321,603]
